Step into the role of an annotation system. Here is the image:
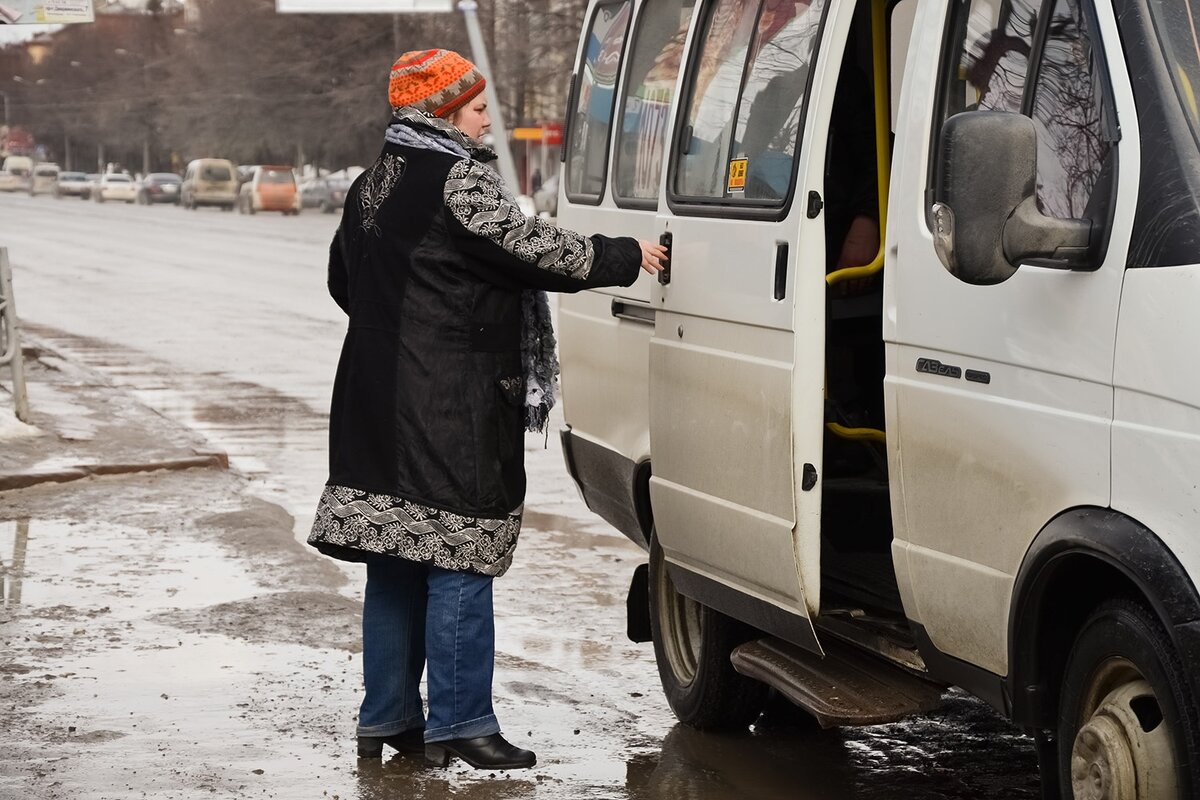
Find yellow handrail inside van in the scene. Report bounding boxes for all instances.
[825,422,887,444]
[826,0,891,287]
[825,0,890,447]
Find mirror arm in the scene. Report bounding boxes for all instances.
[1002,196,1093,269]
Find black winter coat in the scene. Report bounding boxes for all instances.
[307,112,641,576]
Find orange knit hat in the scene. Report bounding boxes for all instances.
[389,49,486,118]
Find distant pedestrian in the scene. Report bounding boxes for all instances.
[307,49,666,770]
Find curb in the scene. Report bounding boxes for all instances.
[0,451,229,492]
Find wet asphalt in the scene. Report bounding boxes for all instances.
[0,192,1042,798]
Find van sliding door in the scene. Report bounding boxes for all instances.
[648,0,851,652]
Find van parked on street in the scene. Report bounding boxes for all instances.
[236,165,300,215]
[181,158,238,211]
[556,0,1200,796]
[29,163,59,196]
[0,156,33,193]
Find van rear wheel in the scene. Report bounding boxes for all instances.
[1057,599,1199,799]
[648,534,766,729]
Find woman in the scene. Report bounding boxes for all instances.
[307,49,666,771]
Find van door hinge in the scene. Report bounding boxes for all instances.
[802,463,818,491]
[806,191,824,219]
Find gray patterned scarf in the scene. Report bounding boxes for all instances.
[386,108,559,434]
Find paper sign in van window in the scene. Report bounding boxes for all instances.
[727,158,748,192]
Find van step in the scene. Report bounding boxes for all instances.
[730,636,944,728]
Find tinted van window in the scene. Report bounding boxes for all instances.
[566,1,633,201]
[940,0,1039,120]
[201,165,232,182]
[613,0,696,205]
[1145,0,1200,157]
[674,0,826,203]
[1029,0,1111,219]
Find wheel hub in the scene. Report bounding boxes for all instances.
[1071,679,1179,800]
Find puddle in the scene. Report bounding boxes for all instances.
[0,518,260,615]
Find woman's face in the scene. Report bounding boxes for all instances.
[451,97,491,140]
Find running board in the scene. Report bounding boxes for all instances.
[730,636,944,728]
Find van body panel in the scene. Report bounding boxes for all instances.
[560,290,653,467]
[1113,266,1200,589]
[885,0,1137,673]
[649,319,795,519]
[557,0,693,523]
[904,542,1014,675]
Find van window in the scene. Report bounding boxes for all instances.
[940,0,1039,120]
[261,168,295,185]
[932,0,1116,237]
[1029,0,1111,219]
[613,0,697,206]
[1147,0,1200,156]
[674,0,827,204]
[566,1,633,202]
[201,164,231,182]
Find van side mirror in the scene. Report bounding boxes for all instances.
[932,112,1092,285]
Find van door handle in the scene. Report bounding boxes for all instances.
[611,299,656,325]
[774,242,788,300]
[658,232,672,286]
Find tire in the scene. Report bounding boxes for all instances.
[1057,599,1200,800]
[647,533,767,729]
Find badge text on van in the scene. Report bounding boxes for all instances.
[915,358,962,379]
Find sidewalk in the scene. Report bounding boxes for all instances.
[0,336,227,491]
[0,337,365,799]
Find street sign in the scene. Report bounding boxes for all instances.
[276,0,452,12]
[0,0,93,23]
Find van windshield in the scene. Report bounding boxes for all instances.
[1148,0,1200,157]
[201,165,231,181]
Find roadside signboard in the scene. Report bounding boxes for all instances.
[0,0,93,23]
[276,0,453,11]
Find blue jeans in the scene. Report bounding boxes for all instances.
[356,557,500,743]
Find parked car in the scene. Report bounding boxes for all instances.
[299,175,352,213]
[79,173,102,201]
[237,165,300,215]
[137,173,182,205]
[1,156,32,192]
[0,171,19,192]
[94,173,137,204]
[55,171,89,198]
[181,158,238,211]
[29,163,59,196]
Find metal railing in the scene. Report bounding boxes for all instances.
[0,248,30,422]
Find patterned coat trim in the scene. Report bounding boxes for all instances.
[443,159,595,279]
[359,153,407,235]
[308,485,522,577]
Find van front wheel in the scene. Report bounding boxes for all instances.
[648,534,766,729]
[1057,599,1199,800]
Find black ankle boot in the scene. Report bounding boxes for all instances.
[357,728,425,758]
[425,733,536,770]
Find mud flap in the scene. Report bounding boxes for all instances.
[627,563,651,643]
